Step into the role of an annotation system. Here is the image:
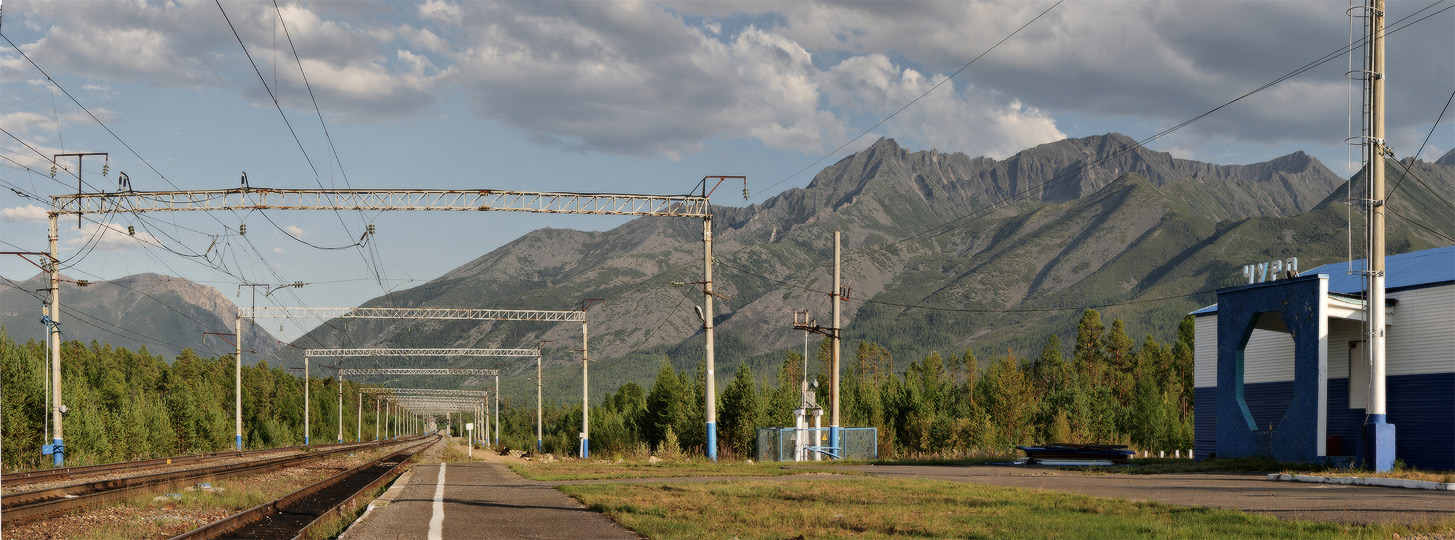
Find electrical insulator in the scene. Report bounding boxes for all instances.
[102,163,109,177]
[239,224,247,236]
[292,281,304,288]
[367,224,376,235]
[127,225,135,236]
[76,280,90,287]
[50,164,57,178]
[743,186,749,200]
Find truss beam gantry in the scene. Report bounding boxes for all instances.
[304,348,538,358]
[242,306,585,322]
[50,188,710,218]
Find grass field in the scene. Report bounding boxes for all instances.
[560,477,1437,540]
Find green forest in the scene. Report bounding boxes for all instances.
[0,309,1193,470]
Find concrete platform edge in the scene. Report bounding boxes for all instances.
[1267,472,1455,491]
[337,464,420,539]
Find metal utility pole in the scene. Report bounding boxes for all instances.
[357,389,363,442]
[576,299,600,458]
[693,175,742,461]
[495,372,501,447]
[304,357,311,445]
[704,215,717,462]
[375,395,380,441]
[47,213,64,466]
[830,231,842,456]
[789,230,845,459]
[537,341,553,453]
[235,315,243,450]
[336,371,344,444]
[1360,0,1395,471]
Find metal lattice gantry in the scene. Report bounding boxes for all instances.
[340,368,498,376]
[51,188,710,217]
[240,306,586,322]
[244,307,582,446]
[41,181,731,465]
[306,348,531,447]
[379,392,493,445]
[357,385,496,443]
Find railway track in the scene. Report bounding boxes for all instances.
[0,436,423,526]
[0,439,369,489]
[171,434,438,540]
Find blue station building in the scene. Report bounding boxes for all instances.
[1191,246,1454,470]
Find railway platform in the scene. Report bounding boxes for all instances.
[340,459,639,540]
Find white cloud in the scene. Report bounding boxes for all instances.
[824,54,1063,159]
[65,222,157,252]
[1,205,50,223]
[10,0,439,120]
[273,247,287,254]
[285,225,307,237]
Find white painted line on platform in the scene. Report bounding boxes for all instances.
[429,464,447,540]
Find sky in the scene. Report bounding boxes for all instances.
[1,0,1452,342]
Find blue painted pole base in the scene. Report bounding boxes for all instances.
[828,427,840,460]
[236,435,242,451]
[580,438,589,459]
[46,438,65,466]
[304,436,310,445]
[537,439,543,453]
[1360,415,1397,472]
[706,422,717,462]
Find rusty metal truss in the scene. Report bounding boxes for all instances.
[242,306,584,322]
[337,368,498,376]
[304,348,538,358]
[50,188,710,218]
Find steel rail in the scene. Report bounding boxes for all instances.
[0,440,364,488]
[0,439,366,491]
[0,436,424,525]
[51,188,711,218]
[168,435,439,540]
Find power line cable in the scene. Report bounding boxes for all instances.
[1387,87,1454,203]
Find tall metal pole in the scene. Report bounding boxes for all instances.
[304,358,310,445]
[234,316,243,450]
[830,231,841,457]
[494,373,501,447]
[537,354,544,453]
[48,212,64,466]
[336,373,344,444]
[1363,0,1395,472]
[357,390,363,442]
[704,216,717,461]
[580,322,589,458]
[375,398,380,441]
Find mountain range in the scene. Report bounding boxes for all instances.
[5,134,1452,404]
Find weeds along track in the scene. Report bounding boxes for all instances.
[0,436,427,526]
[170,435,439,540]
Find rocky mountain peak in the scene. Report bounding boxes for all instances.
[1438,147,1455,167]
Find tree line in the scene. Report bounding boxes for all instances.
[496,310,1195,459]
[0,332,399,471]
[1,308,1194,469]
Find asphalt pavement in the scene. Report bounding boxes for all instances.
[829,464,1454,525]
